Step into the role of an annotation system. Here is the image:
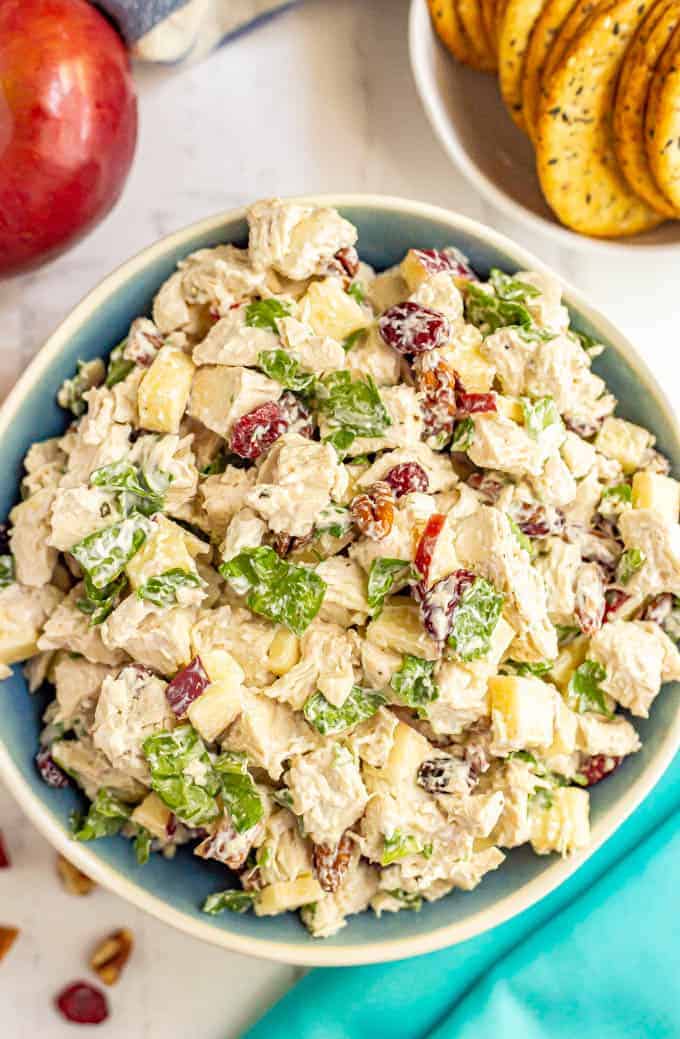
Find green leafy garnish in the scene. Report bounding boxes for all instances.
[72,789,131,841]
[450,417,475,452]
[342,328,367,352]
[105,340,135,388]
[76,573,127,625]
[324,428,357,457]
[219,546,326,635]
[381,831,421,866]
[272,787,294,811]
[200,453,228,477]
[202,889,255,915]
[134,827,153,865]
[448,577,504,660]
[601,483,632,507]
[502,659,553,677]
[0,554,14,589]
[384,889,423,911]
[303,686,386,736]
[90,459,170,517]
[568,660,613,718]
[489,268,540,303]
[244,298,292,331]
[314,503,353,539]
[571,329,603,355]
[390,655,439,714]
[213,751,264,834]
[556,624,581,646]
[465,282,548,339]
[137,568,202,608]
[519,396,562,440]
[508,516,532,554]
[71,513,152,591]
[530,787,554,811]
[367,558,415,617]
[316,371,391,439]
[57,359,104,416]
[347,281,365,305]
[616,548,646,585]
[257,349,316,394]
[142,724,221,827]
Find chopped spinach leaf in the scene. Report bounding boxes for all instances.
[303,686,386,736]
[219,546,326,635]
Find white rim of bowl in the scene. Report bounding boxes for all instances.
[408,0,680,255]
[0,194,678,967]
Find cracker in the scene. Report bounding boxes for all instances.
[536,0,663,236]
[498,0,549,131]
[457,0,498,70]
[522,0,579,141]
[428,0,486,69]
[614,0,680,217]
[646,20,680,209]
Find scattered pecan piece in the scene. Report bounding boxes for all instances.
[0,926,19,962]
[313,832,354,893]
[90,928,134,987]
[56,854,96,896]
[350,481,394,540]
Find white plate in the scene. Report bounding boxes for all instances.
[408,0,680,254]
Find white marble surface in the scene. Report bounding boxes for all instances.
[1,1,679,1036]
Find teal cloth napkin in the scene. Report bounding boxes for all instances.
[245,757,679,1039]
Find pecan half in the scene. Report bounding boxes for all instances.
[90,928,134,987]
[56,854,96,896]
[313,832,354,893]
[0,926,19,963]
[350,481,394,540]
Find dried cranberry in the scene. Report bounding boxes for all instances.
[455,391,497,415]
[412,247,477,281]
[603,587,630,624]
[511,501,564,538]
[165,814,178,838]
[230,401,288,460]
[55,981,109,1025]
[278,391,313,438]
[384,461,429,497]
[414,513,446,581]
[379,301,451,355]
[415,568,476,643]
[641,592,674,626]
[165,656,210,717]
[125,318,163,367]
[36,747,70,789]
[580,754,622,786]
[0,830,9,868]
[467,471,506,504]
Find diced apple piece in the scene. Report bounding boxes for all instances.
[366,604,439,661]
[489,675,555,752]
[0,628,39,667]
[465,617,516,678]
[452,339,496,392]
[548,697,579,756]
[138,346,195,434]
[529,787,590,855]
[267,628,300,676]
[632,471,680,525]
[301,277,366,340]
[126,515,204,590]
[594,417,653,474]
[255,875,324,916]
[548,636,588,692]
[382,721,430,787]
[495,396,524,423]
[131,792,172,841]
[188,681,242,743]
[189,365,281,438]
[200,648,245,686]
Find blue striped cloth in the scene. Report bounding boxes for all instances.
[98,1,297,63]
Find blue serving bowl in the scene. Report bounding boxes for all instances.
[1,197,678,966]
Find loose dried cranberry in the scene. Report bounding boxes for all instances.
[334,246,360,278]
[0,830,9,868]
[278,391,313,438]
[467,471,506,504]
[412,247,478,281]
[511,501,564,538]
[379,301,451,355]
[641,592,674,626]
[455,391,497,415]
[415,568,476,643]
[36,747,70,789]
[165,656,210,717]
[414,513,446,582]
[230,401,288,460]
[603,588,630,624]
[580,754,622,786]
[165,814,178,839]
[384,462,429,497]
[55,981,109,1025]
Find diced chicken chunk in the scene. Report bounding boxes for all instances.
[189,365,281,438]
[286,743,367,846]
[38,587,126,666]
[200,466,257,541]
[619,508,680,598]
[247,198,357,280]
[51,737,146,802]
[357,444,458,494]
[0,583,63,670]
[224,688,318,781]
[52,655,112,726]
[589,619,680,717]
[346,385,424,456]
[93,666,173,782]
[102,596,196,676]
[9,489,57,587]
[468,412,564,479]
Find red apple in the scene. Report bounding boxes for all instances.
[0,0,138,276]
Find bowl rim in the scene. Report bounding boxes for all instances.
[408,0,680,256]
[1,192,679,967]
